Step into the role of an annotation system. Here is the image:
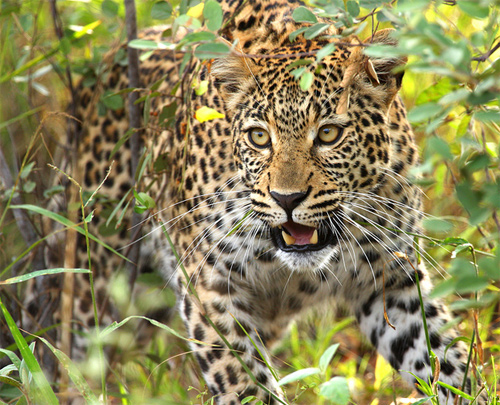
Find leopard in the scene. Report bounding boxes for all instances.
[25,0,489,404]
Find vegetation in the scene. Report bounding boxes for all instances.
[0,0,499,404]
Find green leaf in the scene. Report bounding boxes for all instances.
[465,153,490,173]
[0,268,90,285]
[346,1,360,17]
[408,103,441,123]
[479,257,500,280]
[316,43,336,62]
[300,71,314,91]
[134,191,156,210]
[36,337,99,404]
[455,276,491,294]
[439,88,469,105]
[194,43,230,59]
[427,137,453,160]
[43,184,65,199]
[159,101,178,128]
[23,181,36,193]
[359,0,384,8]
[102,91,124,110]
[128,39,158,50]
[364,44,402,59]
[181,31,217,44]
[292,6,317,23]
[0,301,58,404]
[319,376,350,404]
[0,349,21,369]
[319,343,339,373]
[289,27,308,42]
[430,278,456,299]
[151,1,173,20]
[474,110,500,123]
[84,210,94,223]
[203,0,223,31]
[304,23,330,40]
[20,162,35,179]
[422,218,453,233]
[277,367,321,386]
[285,59,314,71]
[455,183,490,225]
[442,237,469,246]
[101,0,119,17]
[436,381,474,400]
[0,374,23,390]
[457,1,489,19]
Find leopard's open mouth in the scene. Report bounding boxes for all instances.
[270,220,336,252]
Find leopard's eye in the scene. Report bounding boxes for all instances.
[248,128,271,148]
[317,124,344,146]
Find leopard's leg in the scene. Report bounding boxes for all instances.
[350,262,487,404]
[178,290,286,405]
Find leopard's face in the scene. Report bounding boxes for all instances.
[215,42,402,271]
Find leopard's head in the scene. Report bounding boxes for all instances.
[212,30,406,271]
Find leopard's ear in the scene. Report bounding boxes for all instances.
[337,29,406,114]
[211,55,258,111]
[363,28,407,95]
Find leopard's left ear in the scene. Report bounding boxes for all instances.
[211,55,257,111]
[362,28,407,102]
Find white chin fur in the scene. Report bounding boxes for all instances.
[275,245,336,272]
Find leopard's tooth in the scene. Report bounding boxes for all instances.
[310,229,318,245]
[282,231,296,245]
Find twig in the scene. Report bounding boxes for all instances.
[472,40,500,62]
[48,1,79,390]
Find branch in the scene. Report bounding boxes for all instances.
[124,0,143,282]
[472,40,500,62]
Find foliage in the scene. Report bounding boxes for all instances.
[0,0,499,404]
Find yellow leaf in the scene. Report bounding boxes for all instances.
[187,3,204,18]
[195,106,225,123]
[192,79,209,96]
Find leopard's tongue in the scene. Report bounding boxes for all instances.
[281,221,318,246]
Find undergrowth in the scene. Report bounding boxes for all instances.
[0,0,499,404]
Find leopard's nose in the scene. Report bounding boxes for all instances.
[270,191,307,218]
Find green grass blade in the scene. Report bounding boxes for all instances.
[0,268,90,285]
[99,315,194,342]
[0,300,58,404]
[36,337,99,404]
[437,381,474,400]
[10,204,130,262]
[0,349,22,369]
[277,367,321,386]
[0,107,43,131]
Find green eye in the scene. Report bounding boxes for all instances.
[317,124,344,145]
[248,128,271,148]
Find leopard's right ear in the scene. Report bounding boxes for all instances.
[210,55,257,111]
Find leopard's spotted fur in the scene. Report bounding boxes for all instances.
[29,0,487,403]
